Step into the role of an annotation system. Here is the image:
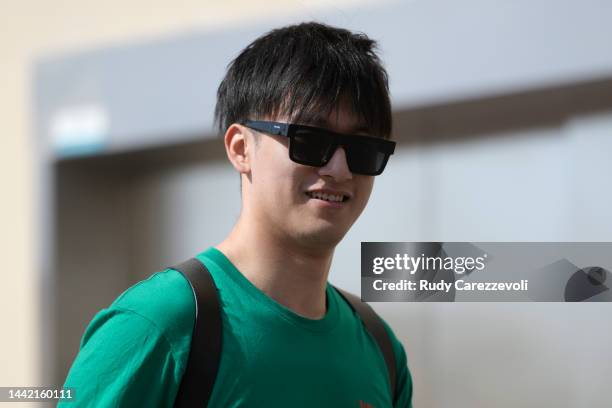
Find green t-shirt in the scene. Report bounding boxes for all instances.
[61,247,413,407]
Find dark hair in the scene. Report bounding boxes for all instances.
[214,22,392,139]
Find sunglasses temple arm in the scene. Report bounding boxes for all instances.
[245,121,289,137]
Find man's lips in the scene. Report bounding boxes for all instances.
[304,189,352,203]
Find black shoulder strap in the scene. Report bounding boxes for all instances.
[333,286,397,405]
[171,258,222,408]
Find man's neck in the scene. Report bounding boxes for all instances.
[215,218,334,320]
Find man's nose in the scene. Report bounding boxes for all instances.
[318,146,352,181]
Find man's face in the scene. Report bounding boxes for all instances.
[245,107,376,250]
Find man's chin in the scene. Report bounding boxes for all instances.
[295,223,349,250]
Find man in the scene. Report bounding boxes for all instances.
[61,22,413,407]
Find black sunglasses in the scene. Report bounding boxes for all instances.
[242,120,395,176]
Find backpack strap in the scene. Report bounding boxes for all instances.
[333,286,397,405]
[171,258,222,408]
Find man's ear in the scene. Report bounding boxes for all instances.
[224,123,252,174]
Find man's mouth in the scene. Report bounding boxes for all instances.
[305,191,350,203]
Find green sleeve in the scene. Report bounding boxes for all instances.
[59,307,185,407]
[381,320,414,408]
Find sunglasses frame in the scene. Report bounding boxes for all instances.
[242,120,395,176]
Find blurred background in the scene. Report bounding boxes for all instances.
[2,0,612,406]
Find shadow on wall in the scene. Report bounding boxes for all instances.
[393,76,612,146]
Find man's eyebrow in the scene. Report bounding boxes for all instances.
[350,124,370,134]
[304,116,330,128]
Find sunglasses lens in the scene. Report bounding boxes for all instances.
[345,143,388,175]
[290,129,335,166]
[286,125,392,175]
